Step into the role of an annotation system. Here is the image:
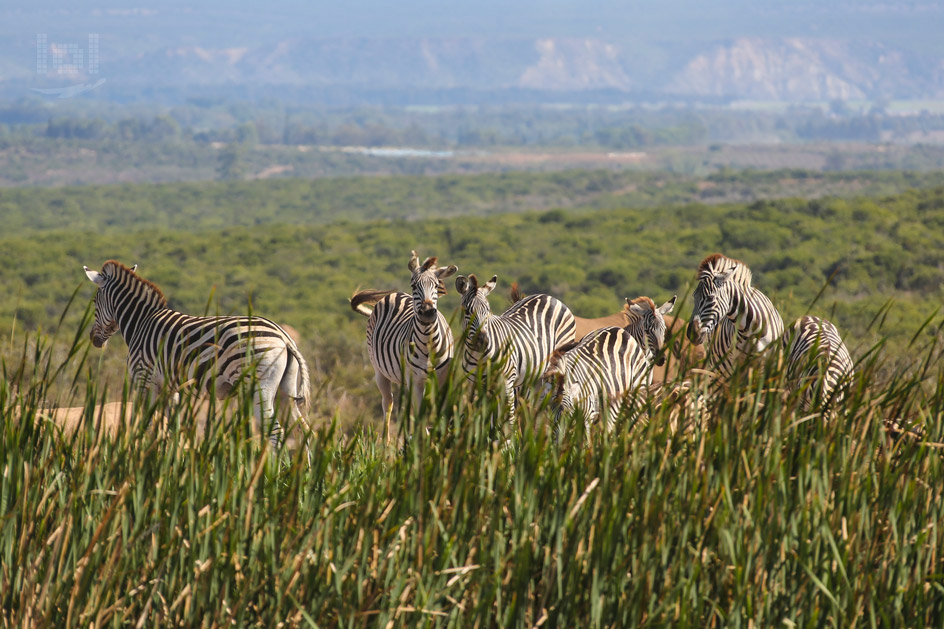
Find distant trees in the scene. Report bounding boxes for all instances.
[7,102,944,156]
[217,143,247,180]
[45,117,107,140]
[48,115,179,142]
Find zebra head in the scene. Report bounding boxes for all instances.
[625,295,676,366]
[455,273,497,351]
[408,250,457,324]
[83,261,137,348]
[542,345,597,424]
[687,254,747,345]
[542,350,580,417]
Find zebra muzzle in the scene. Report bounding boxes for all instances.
[90,332,106,348]
[686,317,705,345]
[417,301,436,319]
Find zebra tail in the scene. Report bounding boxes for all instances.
[350,289,396,317]
[288,341,312,409]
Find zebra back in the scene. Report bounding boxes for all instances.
[457,275,576,386]
[545,326,648,432]
[783,315,854,411]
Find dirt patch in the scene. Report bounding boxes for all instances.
[37,400,212,436]
[253,164,294,179]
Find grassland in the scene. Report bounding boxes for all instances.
[2,168,944,623]
[2,297,943,625]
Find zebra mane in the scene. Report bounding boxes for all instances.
[697,253,753,287]
[623,296,655,315]
[101,260,168,307]
[545,341,577,376]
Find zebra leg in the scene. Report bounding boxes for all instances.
[253,390,283,451]
[504,378,517,437]
[278,351,312,467]
[375,373,395,445]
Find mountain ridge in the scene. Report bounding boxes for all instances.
[10,35,944,102]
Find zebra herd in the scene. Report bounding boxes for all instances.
[350,250,855,441]
[82,250,855,452]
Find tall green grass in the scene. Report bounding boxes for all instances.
[2,307,944,626]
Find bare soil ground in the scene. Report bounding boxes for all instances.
[33,397,311,452]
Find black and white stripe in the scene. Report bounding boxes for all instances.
[84,260,310,448]
[455,274,576,418]
[544,326,649,436]
[783,315,855,411]
[351,251,458,439]
[686,253,784,378]
[623,295,676,385]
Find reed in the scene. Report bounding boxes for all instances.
[2,304,943,626]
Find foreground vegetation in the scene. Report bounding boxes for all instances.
[2,298,943,625]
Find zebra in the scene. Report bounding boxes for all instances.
[455,273,576,424]
[350,250,458,443]
[83,260,311,453]
[622,295,677,385]
[686,253,785,379]
[783,315,855,412]
[543,326,649,438]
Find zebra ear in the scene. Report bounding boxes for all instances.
[408,250,420,272]
[84,266,106,286]
[421,256,439,272]
[658,295,677,315]
[455,275,469,295]
[626,298,646,317]
[482,275,497,296]
[437,264,458,280]
[130,264,138,273]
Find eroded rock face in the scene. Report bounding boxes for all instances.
[666,37,927,101]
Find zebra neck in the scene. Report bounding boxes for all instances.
[412,313,444,349]
[728,286,782,351]
[727,285,755,329]
[622,319,646,352]
[117,300,168,347]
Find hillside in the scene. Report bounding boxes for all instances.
[12,36,944,103]
[4,0,944,103]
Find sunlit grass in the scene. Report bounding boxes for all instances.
[2,305,944,626]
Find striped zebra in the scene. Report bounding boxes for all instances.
[350,250,458,443]
[622,295,677,385]
[783,315,855,411]
[83,260,311,452]
[686,253,785,379]
[455,273,576,422]
[543,326,649,437]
